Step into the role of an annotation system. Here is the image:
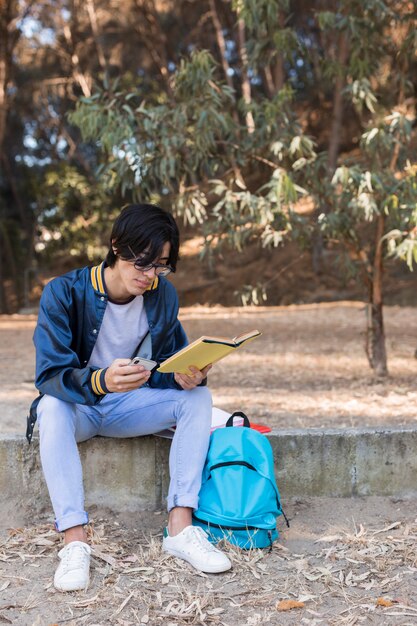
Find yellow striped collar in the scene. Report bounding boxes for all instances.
[90,262,106,294]
[90,262,159,294]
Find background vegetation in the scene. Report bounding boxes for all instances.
[1,0,417,375]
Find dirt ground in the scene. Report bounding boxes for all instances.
[0,497,416,626]
[1,302,417,436]
[1,304,417,625]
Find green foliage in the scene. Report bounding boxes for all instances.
[71,48,313,262]
[38,164,116,264]
[300,0,417,315]
[315,1,393,90]
[70,51,239,222]
[235,283,268,306]
[346,79,377,114]
[236,0,300,77]
[208,168,303,253]
[234,0,290,31]
[385,162,417,269]
[318,111,417,273]
[3,0,417,320]
[67,0,417,318]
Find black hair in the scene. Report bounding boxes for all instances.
[106,203,180,271]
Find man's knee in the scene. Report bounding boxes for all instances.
[176,386,212,426]
[185,385,212,408]
[38,395,75,435]
[193,385,212,401]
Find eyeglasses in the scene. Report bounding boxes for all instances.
[127,246,173,277]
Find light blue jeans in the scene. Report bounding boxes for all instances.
[37,386,212,531]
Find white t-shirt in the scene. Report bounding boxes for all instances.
[87,296,149,369]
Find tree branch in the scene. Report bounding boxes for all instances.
[209,0,234,91]
[236,14,255,134]
[85,0,108,76]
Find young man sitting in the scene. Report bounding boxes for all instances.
[28,203,231,592]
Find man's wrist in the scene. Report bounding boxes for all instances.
[91,368,111,395]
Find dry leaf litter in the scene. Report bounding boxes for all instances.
[0,508,416,626]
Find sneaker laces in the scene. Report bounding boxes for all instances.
[187,526,220,553]
[59,543,90,573]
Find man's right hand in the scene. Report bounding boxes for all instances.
[104,358,151,393]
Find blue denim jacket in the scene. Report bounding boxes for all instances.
[27,262,190,442]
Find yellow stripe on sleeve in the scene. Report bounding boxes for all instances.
[91,369,100,395]
[95,369,105,395]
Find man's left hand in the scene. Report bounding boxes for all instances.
[174,364,212,390]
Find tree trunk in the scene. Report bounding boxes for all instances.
[366,301,387,377]
[366,214,388,376]
[0,0,21,312]
[236,17,255,134]
[0,0,14,158]
[272,10,285,92]
[263,65,275,97]
[85,0,108,77]
[209,0,234,91]
[208,0,245,187]
[0,22,8,311]
[132,0,175,98]
[263,10,285,97]
[63,30,92,96]
[63,2,92,98]
[0,54,8,159]
[312,31,350,274]
[0,220,20,311]
[273,56,284,93]
[0,231,9,313]
[327,32,349,173]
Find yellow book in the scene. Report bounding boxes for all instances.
[157,329,261,374]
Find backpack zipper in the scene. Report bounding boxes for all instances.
[209,460,256,472]
[206,460,288,525]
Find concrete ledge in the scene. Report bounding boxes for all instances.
[271,426,417,497]
[2,426,416,526]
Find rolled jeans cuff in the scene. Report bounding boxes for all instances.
[55,511,89,532]
[167,494,199,513]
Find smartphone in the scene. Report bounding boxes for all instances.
[129,356,158,370]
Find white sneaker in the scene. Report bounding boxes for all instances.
[54,541,91,592]
[162,525,232,573]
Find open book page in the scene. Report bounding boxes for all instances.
[201,329,261,347]
[157,329,261,374]
[233,329,262,345]
[157,341,235,374]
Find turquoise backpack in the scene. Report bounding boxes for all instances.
[193,413,288,549]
